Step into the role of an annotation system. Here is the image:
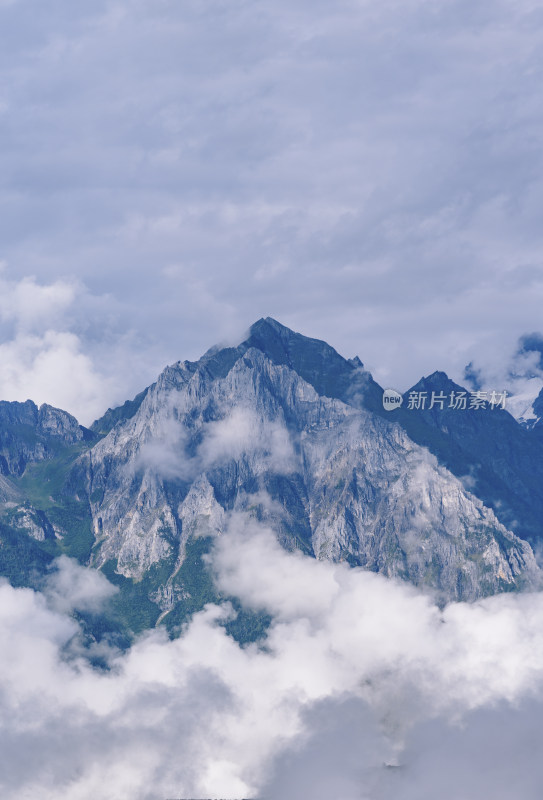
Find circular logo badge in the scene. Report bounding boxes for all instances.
[382,388,403,411]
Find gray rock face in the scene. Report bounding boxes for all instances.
[525,387,543,431]
[397,373,543,546]
[0,400,94,477]
[0,474,20,504]
[77,330,541,602]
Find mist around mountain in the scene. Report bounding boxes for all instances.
[1,317,542,636]
[1,318,543,799]
[464,332,543,430]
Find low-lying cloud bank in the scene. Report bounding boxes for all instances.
[2,516,543,799]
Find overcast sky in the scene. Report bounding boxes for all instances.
[2,0,543,423]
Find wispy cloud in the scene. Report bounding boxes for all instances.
[135,404,297,481]
[1,517,543,798]
[43,554,119,614]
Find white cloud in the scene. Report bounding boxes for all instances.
[198,407,297,474]
[1,515,543,798]
[43,554,119,614]
[0,272,162,426]
[1,2,543,792]
[135,415,192,479]
[0,329,110,425]
[0,274,76,331]
[135,405,297,482]
[463,335,543,420]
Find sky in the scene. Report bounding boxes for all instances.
[1,0,543,424]
[3,5,543,796]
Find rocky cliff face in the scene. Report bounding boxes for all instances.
[0,399,94,477]
[0,400,96,543]
[73,321,540,604]
[0,318,541,634]
[395,372,543,545]
[525,387,543,431]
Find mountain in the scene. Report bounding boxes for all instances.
[517,386,543,431]
[0,401,96,544]
[0,319,541,643]
[0,399,95,477]
[533,388,543,429]
[393,372,543,545]
[462,331,543,427]
[90,388,150,437]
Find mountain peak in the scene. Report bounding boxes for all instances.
[245,317,343,363]
[246,317,304,355]
[250,316,291,336]
[241,318,370,402]
[408,370,462,394]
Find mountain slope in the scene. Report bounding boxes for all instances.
[0,399,95,477]
[392,372,543,545]
[0,319,541,641]
[71,325,540,612]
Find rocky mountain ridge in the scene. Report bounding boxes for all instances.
[0,318,542,640]
[76,341,540,606]
[0,399,95,477]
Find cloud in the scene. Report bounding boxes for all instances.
[380,700,543,800]
[212,519,543,714]
[462,331,543,419]
[1,0,543,398]
[0,273,76,330]
[0,328,109,425]
[43,554,119,614]
[135,404,297,481]
[0,272,165,425]
[135,415,192,480]
[2,5,543,791]
[198,407,297,474]
[1,514,543,798]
